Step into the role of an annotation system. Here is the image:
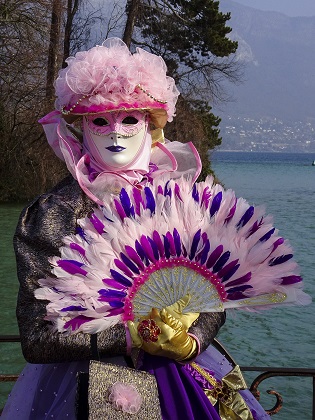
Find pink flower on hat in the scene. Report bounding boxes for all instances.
[54,38,179,125]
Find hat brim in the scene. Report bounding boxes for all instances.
[62,107,168,129]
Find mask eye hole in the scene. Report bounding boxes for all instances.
[92,117,109,126]
[122,116,139,125]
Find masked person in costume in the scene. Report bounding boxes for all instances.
[5,37,308,419]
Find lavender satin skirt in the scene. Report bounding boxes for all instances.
[2,346,270,419]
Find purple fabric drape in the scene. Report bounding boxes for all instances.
[141,354,220,420]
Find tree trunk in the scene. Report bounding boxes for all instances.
[122,0,140,48]
[46,0,62,100]
[63,0,80,68]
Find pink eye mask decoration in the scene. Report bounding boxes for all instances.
[86,110,146,137]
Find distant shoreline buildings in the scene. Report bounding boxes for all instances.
[219,116,315,153]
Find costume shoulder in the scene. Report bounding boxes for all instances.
[35,175,94,216]
[15,175,94,245]
[14,175,96,291]
[14,175,127,363]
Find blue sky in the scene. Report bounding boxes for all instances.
[230,0,315,17]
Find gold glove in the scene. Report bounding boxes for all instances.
[128,294,199,348]
[128,319,143,348]
[158,308,198,361]
[128,308,198,362]
[164,294,199,330]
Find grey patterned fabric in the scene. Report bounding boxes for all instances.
[189,312,226,354]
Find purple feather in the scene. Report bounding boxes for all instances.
[226,285,253,293]
[182,244,188,258]
[217,259,239,279]
[109,300,124,308]
[70,243,86,256]
[192,184,199,202]
[164,181,172,197]
[76,226,89,243]
[189,229,201,260]
[281,275,302,285]
[200,240,211,265]
[225,272,252,288]
[173,228,182,257]
[64,316,92,331]
[125,245,145,269]
[114,199,127,221]
[61,259,83,267]
[105,307,124,317]
[213,251,231,273]
[144,187,156,214]
[135,240,150,266]
[133,187,144,216]
[157,185,163,195]
[206,245,223,269]
[221,264,240,282]
[174,183,183,201]
[226,291,248,301]
[57,260,87,276]
[224,198,237,224]
[163,234,171,258]
[201,232,208,244]
[98,289,127,298]
[140,235,157,262]
[61,306,87,312]
[195,232,208,262]
[246,217,263,238]
[153,231,165,258]
[147,237,160,260]
[260,228,275,242]
[120,188,135,218]
[210,192,222,217]
[89,213,105,234]
[271,238,284,253]
[110,269,132,287]
[201,187,211,209]
[237,206,254,229]
[165,232,176,256]
[98,296,123,303]
[120,252,140,274]
[102,278,127,290]
[269,254,293,266]
[114,258,134,278]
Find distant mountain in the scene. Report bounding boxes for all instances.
[216,0,315,124]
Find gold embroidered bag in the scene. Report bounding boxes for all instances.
[76,361,162,419]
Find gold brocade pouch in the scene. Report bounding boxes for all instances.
[76,336,162,419]
[87,361,162,419]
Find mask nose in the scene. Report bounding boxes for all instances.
[110,132,121,145]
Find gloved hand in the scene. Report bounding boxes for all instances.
[164,293,199,330]
[128,307,198,362]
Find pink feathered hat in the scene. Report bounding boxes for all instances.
[54,38,180,128]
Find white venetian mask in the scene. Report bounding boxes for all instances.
[83,110,149,170]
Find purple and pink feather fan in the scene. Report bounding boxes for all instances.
[35,177,310,335]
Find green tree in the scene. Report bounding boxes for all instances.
[134,0,237,71]
[127,0,240,178]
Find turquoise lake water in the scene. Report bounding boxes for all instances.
[0,151,314,418]
[211,151,315,419]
